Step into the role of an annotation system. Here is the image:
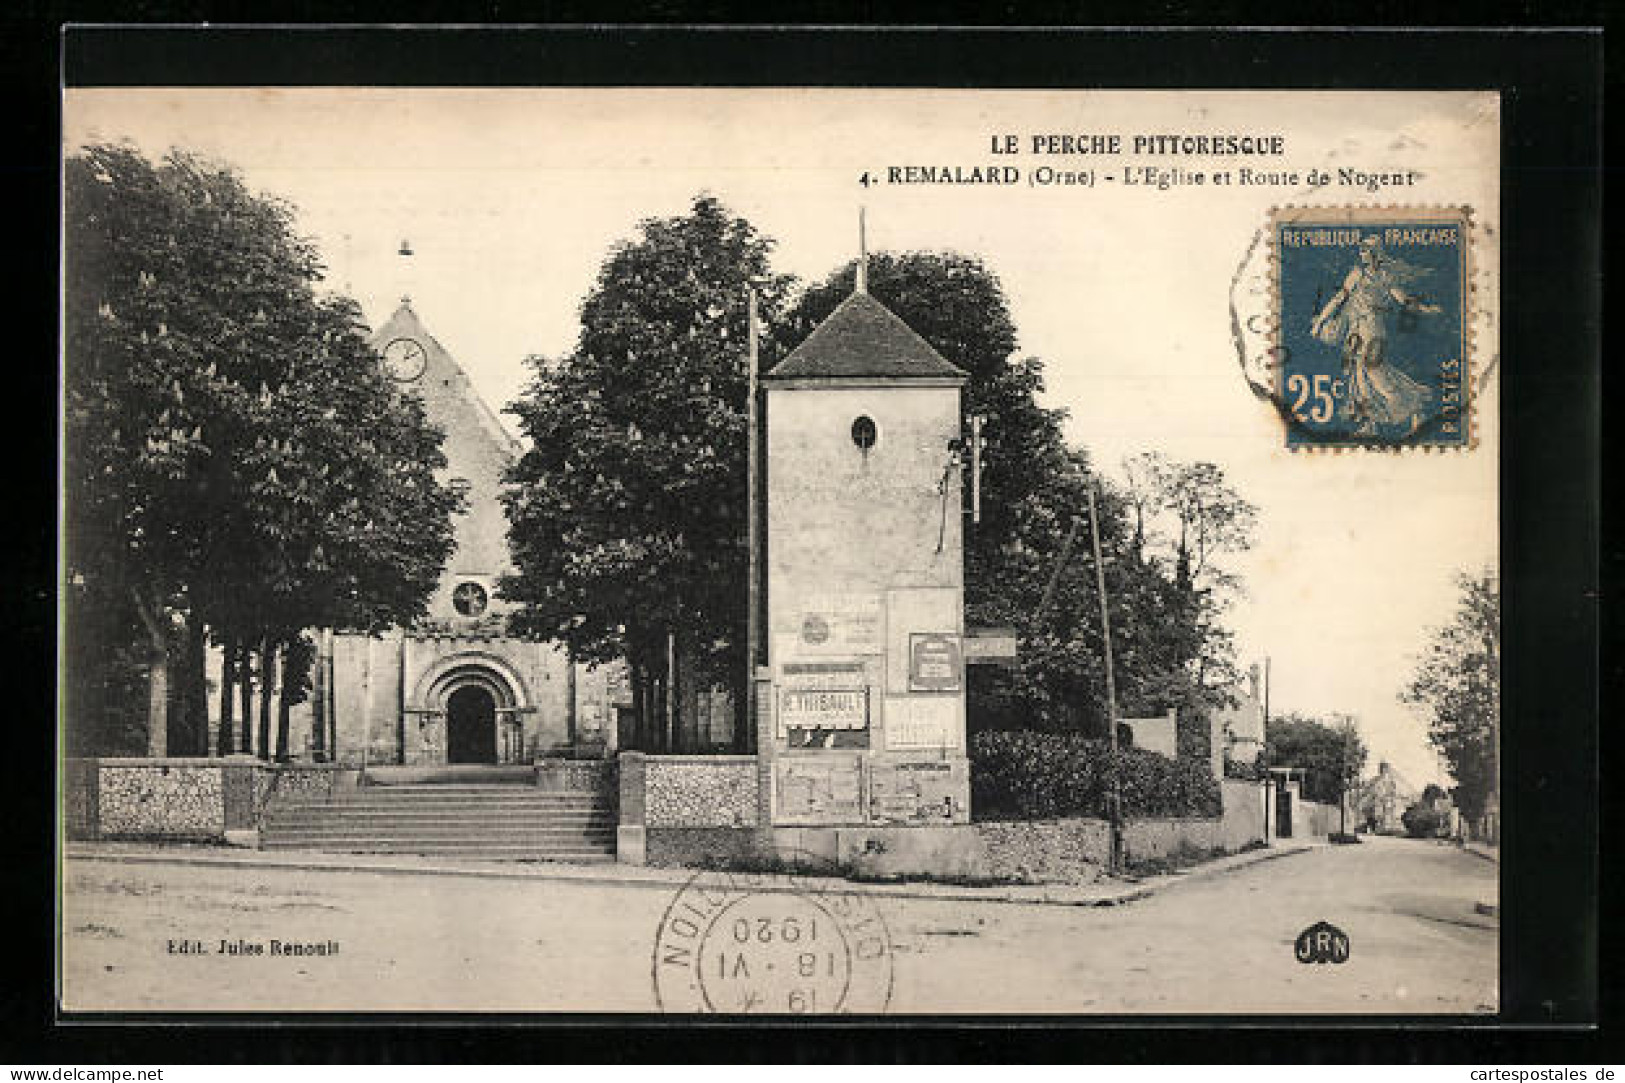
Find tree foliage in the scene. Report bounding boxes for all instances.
[502,194,789,745]
[1403,569,1499,820]
[1266,712,1368,805]
[64,144,460,756]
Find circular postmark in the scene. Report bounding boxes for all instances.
[651,856,894,1015]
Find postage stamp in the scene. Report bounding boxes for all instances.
[1271,206,1473,450]
[651,858,895,1014]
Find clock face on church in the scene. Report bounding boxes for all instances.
[382,337,427,382]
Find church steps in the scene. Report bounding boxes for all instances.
[258,779,618,861]
[262,833,617,847]
[260,843,616,862]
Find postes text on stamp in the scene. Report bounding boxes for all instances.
[1272,206,1472,449]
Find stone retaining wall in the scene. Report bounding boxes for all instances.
[95,760,227,839]
[974,819,1111,883]
[536,758,617,800]
[644,755,758,828]
[646,826,770,868]
[972,782,1272,882]
[65,758,357,840]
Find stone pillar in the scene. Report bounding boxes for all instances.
[617,750,647,864]
[220,756,263,832]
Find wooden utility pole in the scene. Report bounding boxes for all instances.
[1085,478,1122,871]
[1262,655,1272,843]
[743,282,762,755]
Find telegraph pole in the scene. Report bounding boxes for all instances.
[743,282,762,754]
[1262,655,1272,843]
[1086,478,1122,871]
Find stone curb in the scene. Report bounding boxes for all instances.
[62,840,1313,909]
[1460,842,1499,864]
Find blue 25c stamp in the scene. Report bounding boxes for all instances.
[1273,207,1471,449]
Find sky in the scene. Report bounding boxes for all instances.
[65,88,1501,787]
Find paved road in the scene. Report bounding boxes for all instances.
[61,835,1496,1014]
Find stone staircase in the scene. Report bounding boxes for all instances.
[259,777,617,863]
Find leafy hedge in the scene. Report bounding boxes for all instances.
[1401,804,1451,839]
[970,730,1222,821]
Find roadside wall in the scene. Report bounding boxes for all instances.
[619,753,761,867]
[1219,779,1268,850]
[1297,797,1338,837]
[64,758,356,841]
[971,780,1271,882]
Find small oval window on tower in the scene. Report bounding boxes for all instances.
[851,415,877,451]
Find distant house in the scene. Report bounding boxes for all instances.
[1354,760,1418,834]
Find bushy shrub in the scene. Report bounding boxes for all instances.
[970,730,1222,821]
[1401,803,1451,839]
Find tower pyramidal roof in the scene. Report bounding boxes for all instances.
[765,287,968,382]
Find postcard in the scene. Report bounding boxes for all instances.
[61,85,1501,1015]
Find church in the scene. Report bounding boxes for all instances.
[277,299,631,767]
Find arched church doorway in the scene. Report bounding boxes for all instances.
[446,684,497,764]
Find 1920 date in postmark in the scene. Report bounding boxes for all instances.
[1271,206,1473,450]
[651,859,894,1014]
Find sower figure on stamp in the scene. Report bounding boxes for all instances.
[1310,236,1443,437]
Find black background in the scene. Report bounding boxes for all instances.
[5,12,1607,1065]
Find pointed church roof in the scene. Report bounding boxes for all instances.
[372,300,521,458]
[765,290,967,382]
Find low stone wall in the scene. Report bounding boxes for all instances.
[1120,817,1232,864]
[65,758,356,841]
[94,759,228,839]
[645,755,758,828]
[63,759,100,841]
[536,758,617,801]
[974,819,1111,883]
[647,826,770,868]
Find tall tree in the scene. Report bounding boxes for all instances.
[65,144,460,757]
[503,194,789,745]
[1119,452,1258,709]
[1403,569,1499,821]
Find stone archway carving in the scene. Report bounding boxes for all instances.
[409,651,532,764]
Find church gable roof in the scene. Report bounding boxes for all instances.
[372,301,522,459]
[766,291,967,382]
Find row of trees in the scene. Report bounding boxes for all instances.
[65,145,461,758]
[502,195,1259,752]
[1252,568,1499,835]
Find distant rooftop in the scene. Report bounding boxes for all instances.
[765,290,967,382]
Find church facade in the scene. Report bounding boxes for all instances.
[282,301,629,765]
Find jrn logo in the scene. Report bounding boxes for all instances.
[1294,921,1351,965]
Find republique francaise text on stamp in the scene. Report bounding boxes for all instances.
[1270,206,1473,450]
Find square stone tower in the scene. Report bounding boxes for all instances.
[760,286,972,843]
